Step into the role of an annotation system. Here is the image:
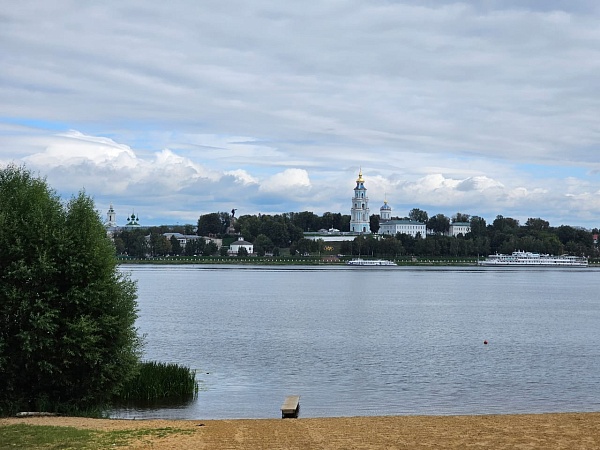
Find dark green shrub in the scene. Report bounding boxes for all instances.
[0,165,142,415]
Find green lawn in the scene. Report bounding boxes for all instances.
[0,424,193,449]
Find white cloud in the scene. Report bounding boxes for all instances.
[259,168,311,195]
[2,2,600,227]
[456,176,504,192]
[224,169,259,185]
[21,131,223,198]
[25,131,137,168]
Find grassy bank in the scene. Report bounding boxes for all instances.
[0,423,193,449]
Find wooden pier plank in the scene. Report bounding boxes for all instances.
[281,395,300,418]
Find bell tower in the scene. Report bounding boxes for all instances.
[350,168,371,233]
[105,203,117,227]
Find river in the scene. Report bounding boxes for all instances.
[111,264,600,419]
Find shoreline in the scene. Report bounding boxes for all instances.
[117,258,600,266]
[3,411,600,449]
[117,258,481,266]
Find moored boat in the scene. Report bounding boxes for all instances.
[478,251,588,267]
[347,258,397,266]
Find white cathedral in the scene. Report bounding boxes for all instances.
[350,169,426,238]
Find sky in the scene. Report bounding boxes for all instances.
[2,1,600,228]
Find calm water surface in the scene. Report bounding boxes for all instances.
[112,265,600,419]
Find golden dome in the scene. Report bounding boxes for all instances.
[356,168,364,183]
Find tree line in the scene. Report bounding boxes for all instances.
[112,209,597,258]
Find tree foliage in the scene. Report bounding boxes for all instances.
[253,234,274,256]
[197,212,227,236]
[409,208,429,223]
[115,228,148,258]
[427,214,450,234]
[203,241,218,256]
[169,235,183,255]
[469,216,487,238]
[453,212,470,223]
[149,231,171,256]
[369,214,380,233]
[288,211,351,232]
[0,165,141,414]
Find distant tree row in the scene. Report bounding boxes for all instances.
[112,209,598,258]
[339,214,596,258]
[112,228,221,258]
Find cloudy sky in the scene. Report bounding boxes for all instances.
[2,1,600,228]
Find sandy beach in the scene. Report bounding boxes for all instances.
[3,412,600,449]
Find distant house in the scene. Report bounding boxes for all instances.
[160,233,223,250]
[229,237,254,255]
[448,222,471,237]
[162,233,206,249]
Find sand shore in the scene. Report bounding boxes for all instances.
[2,412,600,449]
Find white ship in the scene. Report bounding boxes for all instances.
[347,258,397,266]
[478,251,588,267]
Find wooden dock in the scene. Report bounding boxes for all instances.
[281,395,300,418]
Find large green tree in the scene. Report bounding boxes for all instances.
[469,216,487,238]
[149,232,171,256]
[369,214,380,233]
[427,214,450,234]
[253,234,274,256]
[0,166,141,414]
[197,212,224,236]
[169,235,183,255]
[409,208,429,223]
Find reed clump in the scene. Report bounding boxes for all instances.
[115,361,198,403]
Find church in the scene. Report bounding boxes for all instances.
[104,204,143,231]
[350,169,426,238]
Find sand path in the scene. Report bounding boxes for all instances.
[2,412,600,449]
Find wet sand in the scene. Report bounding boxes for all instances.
[2,412,600,449]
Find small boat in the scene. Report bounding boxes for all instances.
[347,258,397,266]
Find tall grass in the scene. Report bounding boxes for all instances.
[115,361,198,404]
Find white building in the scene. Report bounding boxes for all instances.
[378,200,426,238]
[350,169,370,233]
[229,237,254,255]
[105,203,117,228]
[448,222,471,237]
[379,219,426,238]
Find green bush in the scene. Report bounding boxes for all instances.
[0,165,142,415]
